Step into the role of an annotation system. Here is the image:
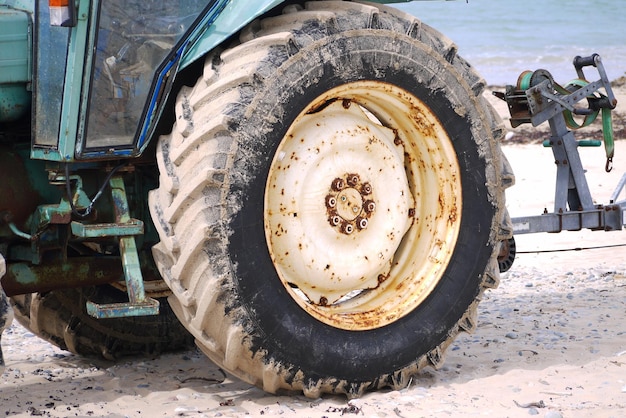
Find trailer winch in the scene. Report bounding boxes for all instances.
[496,54,623,272]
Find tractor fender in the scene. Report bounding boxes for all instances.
[180,0,411,69]
[180,0,285,70]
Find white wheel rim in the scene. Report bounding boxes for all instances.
[265,81,462,330]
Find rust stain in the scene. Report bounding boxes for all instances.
[2,257,134,296]
[448,203,458,224]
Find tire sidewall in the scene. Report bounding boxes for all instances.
[227,31,497,382]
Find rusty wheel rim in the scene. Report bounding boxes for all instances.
[264,81,462,330]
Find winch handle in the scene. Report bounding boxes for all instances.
[573,54,617,110]
[573,54,599,70]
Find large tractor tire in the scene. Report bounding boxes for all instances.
[150,1,514,397]
[10,286,193,360]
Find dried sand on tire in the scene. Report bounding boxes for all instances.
[1,86,626,417]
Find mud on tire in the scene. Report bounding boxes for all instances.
[150,1,514,397]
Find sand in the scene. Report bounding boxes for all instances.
[1,83,626,417]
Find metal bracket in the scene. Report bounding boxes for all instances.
[511,108,621,234]
[506,55,624,235]
[84,174,159,318]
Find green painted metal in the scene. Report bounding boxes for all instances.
[2,257,121,296]
[36,0,92,162]
[0,85,30,122]
[31,0,69,148]
[32,174,90,232]
[180,0,283,70]
[71,219,144,238]
[543,139,602,148]
[85,174,159,318]
[1,253,164,296]
[86,298,159,319]
[35,200,72,228]
[0,1,32,82]
[0,3,31,122]
[7,222,31,240]
[0,0,34,12]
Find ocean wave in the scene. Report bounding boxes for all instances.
[395,0,626,85]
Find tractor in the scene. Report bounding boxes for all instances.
[0,0,515,397]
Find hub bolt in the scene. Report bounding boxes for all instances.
[363,200,376,214]
[331,178,345,191]
[346,174,360,187]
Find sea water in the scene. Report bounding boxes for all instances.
[395,0,626,86]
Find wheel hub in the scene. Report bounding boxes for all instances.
[264,81,462,330]
[265,100,413,306]
[326,174,374,234]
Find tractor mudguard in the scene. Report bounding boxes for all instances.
[179,0,415,70]
[180,0,286,70]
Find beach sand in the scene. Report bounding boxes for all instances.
[1,83,625,417]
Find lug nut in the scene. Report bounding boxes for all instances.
[356,217,368,230]
[329,215,341,226]
[341,222,354,235]
[361,183,372,195]
[325,195,337,208]
[331,178,345,191]
[363,200,376,213]
[346,174,359,187]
